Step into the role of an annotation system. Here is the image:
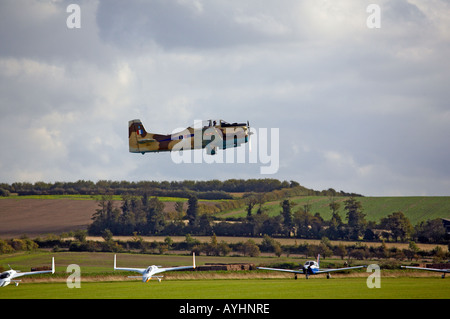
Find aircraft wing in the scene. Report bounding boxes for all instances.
[315,265,366,274]
[14,269,53,278]
[401,266,450,273]
[114,267,147,274]
[154,253,196,274]
[257,267,304,274]
[14,257,55,278]
[155,265,194,274]
[113,255,146,274]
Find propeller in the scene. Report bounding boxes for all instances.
[247,120,253,152]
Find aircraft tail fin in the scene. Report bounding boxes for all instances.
[193,252,196,269]
[128,119,148,153]
[317,254,320,267]
[51,257,55,274]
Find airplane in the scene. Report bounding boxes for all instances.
[257,255,366,279]
[129,119,252,155]
[0,257,55,287]
[401,265,449,278]
[114,253,196,283]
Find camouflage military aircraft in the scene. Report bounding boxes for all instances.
[129,119,251,155]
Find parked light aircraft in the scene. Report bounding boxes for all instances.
[401,265,449,278]
[114,253,196,283]
[129,119,252,155]
[257,255,365,279]
[0,257,55,287]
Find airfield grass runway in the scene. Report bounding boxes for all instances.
[1,252,449,299]
[0,277,449,299]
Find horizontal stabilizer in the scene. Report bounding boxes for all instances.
[138,138,156,144]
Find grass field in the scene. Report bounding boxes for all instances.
[220,196,450,225]
[1,251,449,299]
[0,277,449,299]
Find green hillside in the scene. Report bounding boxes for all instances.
[220,196,450,225]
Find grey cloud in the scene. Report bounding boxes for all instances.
[0,0,449,195]
[96,0,293,50]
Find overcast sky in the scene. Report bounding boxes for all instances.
[0,0,449,196]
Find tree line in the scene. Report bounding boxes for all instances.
[87,194,449,245]
[0,179,361,199]
[5,233,446,264]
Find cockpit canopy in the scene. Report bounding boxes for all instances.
[304,261,318,267]
[200,120,247,128]
[202,119,228,127]
[0,272,11,279]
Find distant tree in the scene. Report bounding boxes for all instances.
[240,239,260,257]
[344,197,367,240]
[164,236,173,249]
[293,208,313,238]
[380,211,413,242]
[414,218,446,243]
[0,188,10,197]
[184,234,200,250]
[144,197,166,235]
[218,241,232,256]
[74,229,87,242]
[260,215,283,237]
[289,180,300,188]
[197,214,213,235]
[246,197,257,218]
[101,229,113,242]
[175,201,184,214]
[329,199,340,215]
[403,241,420,261]
[280,200,294,236]
[318,238,333,258]
[260,234,282,256]
[186,195,199,229]
[327,211,345,239]
[89,195,120,235]
[334,244,347,260]
[0,240,14,254]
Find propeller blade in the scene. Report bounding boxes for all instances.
[248,125,252,153]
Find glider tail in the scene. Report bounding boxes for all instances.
[193,252,196,269]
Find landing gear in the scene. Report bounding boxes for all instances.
[327,273,331,279]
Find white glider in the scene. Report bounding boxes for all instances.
[0,257,55,287]
[114,253,196,283]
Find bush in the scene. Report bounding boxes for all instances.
[0,240,14,254]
